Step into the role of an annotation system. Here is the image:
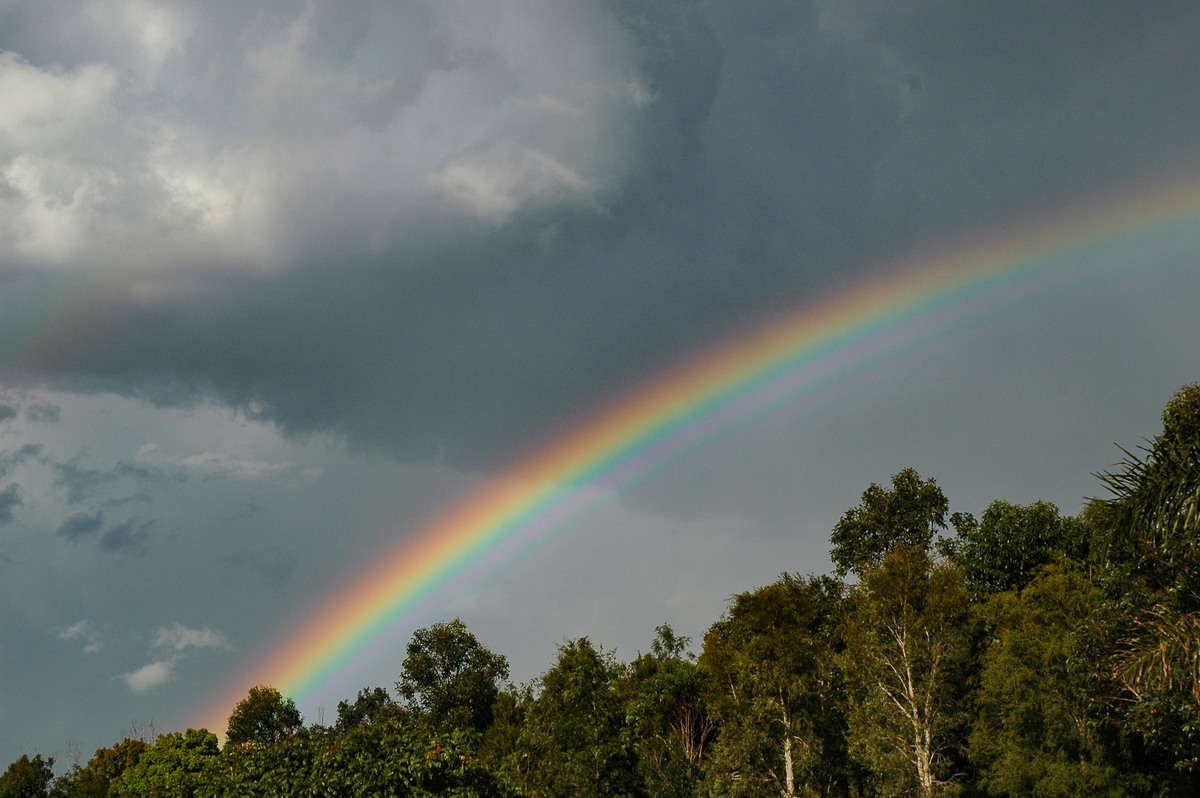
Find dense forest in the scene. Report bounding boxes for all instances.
[5,384,1200,797]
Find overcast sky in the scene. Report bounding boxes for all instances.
[3,0,1200,768]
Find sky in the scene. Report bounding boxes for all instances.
[2,0,1200,768]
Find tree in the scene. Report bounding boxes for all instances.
[970,561,1126,797]
[111,730,218,798]
[518,637,637,797]
[334,686,403,732]
[224,685,302,747]
[0,754,54,798]
[1092,383,1200,591]
[840,545,973,798]
[830,468,948,578]
[51,739,148,798]
[1091,384,1200,782]
[199,723,517,797]
[945,500,1092,599]
[481,683,536,794]
[700,575,847,798]
[623,625,713,798]
[397,618,509,734]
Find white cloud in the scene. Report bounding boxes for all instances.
[136,443,291,480]
[0,53,119,154]
[122,659,174,693]
[427,145,591,222]
[0,53,124,265]
[0,1,646,283]
[82,0,193,78]
[119,622,227,694]
[58,620,102,654]
[153,623,227,652]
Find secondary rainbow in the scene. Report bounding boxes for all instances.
[201,175,1200,733]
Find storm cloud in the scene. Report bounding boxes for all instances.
[3,1,1197,473]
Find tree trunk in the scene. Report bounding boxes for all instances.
[783,732,796,797]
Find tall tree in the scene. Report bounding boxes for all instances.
[397,618,510,734]
[518,637,636,797]
[970,561,1126,797]
[840,545,973,798]
[830,468,948,578]
[700,574,846,798]
[224,686,302,747]
[945,500,1092,599]
[481,683,536,794]
[623,625,713,798]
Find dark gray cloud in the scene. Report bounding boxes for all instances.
[99,518,155,556]
[25,404,60,423]
[221,546,299,588]
[0,405,16,422]
[0,484,22,525]
[0,444,41,479]
[57,511,105,541]
[56,510,155,555]
[5,1,1197,473]
[54,458,175,505]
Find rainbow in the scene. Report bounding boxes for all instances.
[200,175,1200,734]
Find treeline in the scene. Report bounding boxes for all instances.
[6,384,1200,797]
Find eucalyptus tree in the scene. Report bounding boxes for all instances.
[971,561,1127,797]
[839,545,973,798]
[700,574,846,798]
[943,499,1092,599]
[830,467,948,578]
[517,637,636,797]
[623,625,713,798]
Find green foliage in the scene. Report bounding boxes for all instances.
[0,754,54,798]
[946,500,1092,599]
[51,739,148,798]
[397,618,510,734]
[1090,384,1200,781]
[700,575,845,798]
[1092,382,1200,592]
[111,729,218,798]
[840,545,973,798]
[198,722,516,797]
[480,684,534,793]
[971,561,1127,797]
[622,625,712,798]
[517,637,637,797]
[830,468,948,577]
[224,685,303,747]
[335,686,404,732]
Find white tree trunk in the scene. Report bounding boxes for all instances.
[782,731,796,797]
